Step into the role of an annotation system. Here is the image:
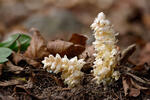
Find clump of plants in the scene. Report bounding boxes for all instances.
[0,12,150,100]
[42,12,120,87]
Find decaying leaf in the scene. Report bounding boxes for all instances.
[130,78,148,90]
[0,79,26,87]
[24,28,49,60]
[4,61,23,74]
[122,77,130,96]
[12,52,41,68]
[47,39,85,58]
[69,33,87,46]
[126,72,150,85]
[122,70,150,97]
[119,44,136,65]
[47,33,87,58]
[129,88,140,97]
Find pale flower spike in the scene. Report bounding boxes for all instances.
[42,54,85,87]
[91,12,120,84]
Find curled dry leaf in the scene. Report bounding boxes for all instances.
[24,29,49,60]
[4,61,23,74]
[69,33,87,46]
[119,44,136,65]
[122,77,130,96]
[122,71,150,97]
[122,76,141,97]
[126,72,150,85]
[47,39,85,58]
[130,78,148,90]
[12,52,41,68]
[129,88,140,97]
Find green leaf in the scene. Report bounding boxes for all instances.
[0,57,8,64]
[0,47,12,64]
[0,47,12,58]
[0,34,31,51]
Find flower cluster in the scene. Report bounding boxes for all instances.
[91,12,120,84]
[42,54,85,87]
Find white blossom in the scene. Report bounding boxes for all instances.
[42,54,85,87]
[91,12,120,84]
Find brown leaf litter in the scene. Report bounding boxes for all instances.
[24,28,49,60]
[47,33,87,58]
[0,31,150,99]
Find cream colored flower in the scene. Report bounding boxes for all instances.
[91,12,120,84]
[42,54,85,87]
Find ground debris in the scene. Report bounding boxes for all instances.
[47,36,86,58]
[24,28,50,60]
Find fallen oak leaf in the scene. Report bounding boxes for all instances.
[47,39,85,58]
[129,88,140,97]
[69,33,87,46]
[24,28,49,60]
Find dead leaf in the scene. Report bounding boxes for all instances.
[119,44,136,65]
[122,77,130,96]
[12,52,41,68]
[132,63,150,77]
[126,72,150,85]
[69,33,87,46]
[47,39,85,58]
[4,61,23,74]
[129,88,140,97]
[130,78,148,90]
[79,45,95,73]
[0,79,26,87]
[24,28,49,60]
